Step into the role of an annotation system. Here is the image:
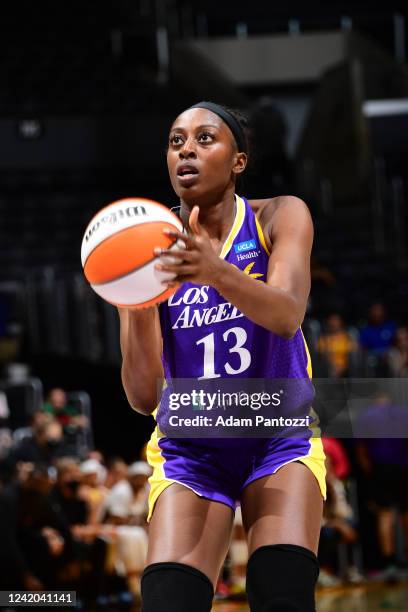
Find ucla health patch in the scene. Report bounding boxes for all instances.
[234,239,257,253]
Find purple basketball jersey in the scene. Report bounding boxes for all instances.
[158,195,310,382]
[146,196,326,516]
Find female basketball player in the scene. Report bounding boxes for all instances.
[118,102,326,612]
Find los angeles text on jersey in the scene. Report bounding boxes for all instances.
[168,285,244,329]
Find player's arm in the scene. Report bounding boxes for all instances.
[156,197,313,338]
[215,196,312,337]
[117,306,164,415]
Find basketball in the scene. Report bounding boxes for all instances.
[81,198,184,308]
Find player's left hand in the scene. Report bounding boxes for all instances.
[154,205,227,287]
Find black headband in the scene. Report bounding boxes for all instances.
[189,101,247,154]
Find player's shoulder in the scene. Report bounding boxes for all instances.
[248,195,312,243]
[248,195,310,220]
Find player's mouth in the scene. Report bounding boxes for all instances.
[177,163,199,187]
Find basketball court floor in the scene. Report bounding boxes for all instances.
[212,581,408,611]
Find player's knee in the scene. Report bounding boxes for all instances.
[141,561,214,612]
[246,544,319,612]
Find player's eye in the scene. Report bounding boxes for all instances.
[169,134,184,146]
[198,132,214,143]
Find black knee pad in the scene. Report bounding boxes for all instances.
[141,561,214,612]
[246,544,319,612]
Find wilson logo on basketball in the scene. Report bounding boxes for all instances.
[81,198,183,309]
[85,205,147,242]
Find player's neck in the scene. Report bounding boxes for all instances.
[179,193,236,243]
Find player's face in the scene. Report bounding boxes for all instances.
[167,108,247,201]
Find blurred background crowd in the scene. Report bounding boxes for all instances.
[1,312,408,608]
[0,0,408,610]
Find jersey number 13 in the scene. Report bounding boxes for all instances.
[196,326,251,379]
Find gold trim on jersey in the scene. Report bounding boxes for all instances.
[146,421,177,521]
[255,215,271,256]
[300,327,313,379]
[219,195,246,259]
[296,327,326,499]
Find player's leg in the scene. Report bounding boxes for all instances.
[142,482,234,612]
[242,461,323,554]
[241,462,323,612]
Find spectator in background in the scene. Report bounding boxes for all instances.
[51,457,109,604]
[102,461,151,602]
[8,418,71,467]
[359,304,396,375]
[0,294,21,367]
[0,463,73,590]
[103,461,151,526]
[387,327,408,377]
[0,390,12,460]
[105,456,128,489]
[51,458,88,526]
[318,454,359,586]
[12,409,51,442]
[355,392,408,582]
[318,313,358,377]
[42,388,89,456]
[86,449,104,463]
[322,437,351,481]
[42,387,88,432]
[80,458,108,524]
